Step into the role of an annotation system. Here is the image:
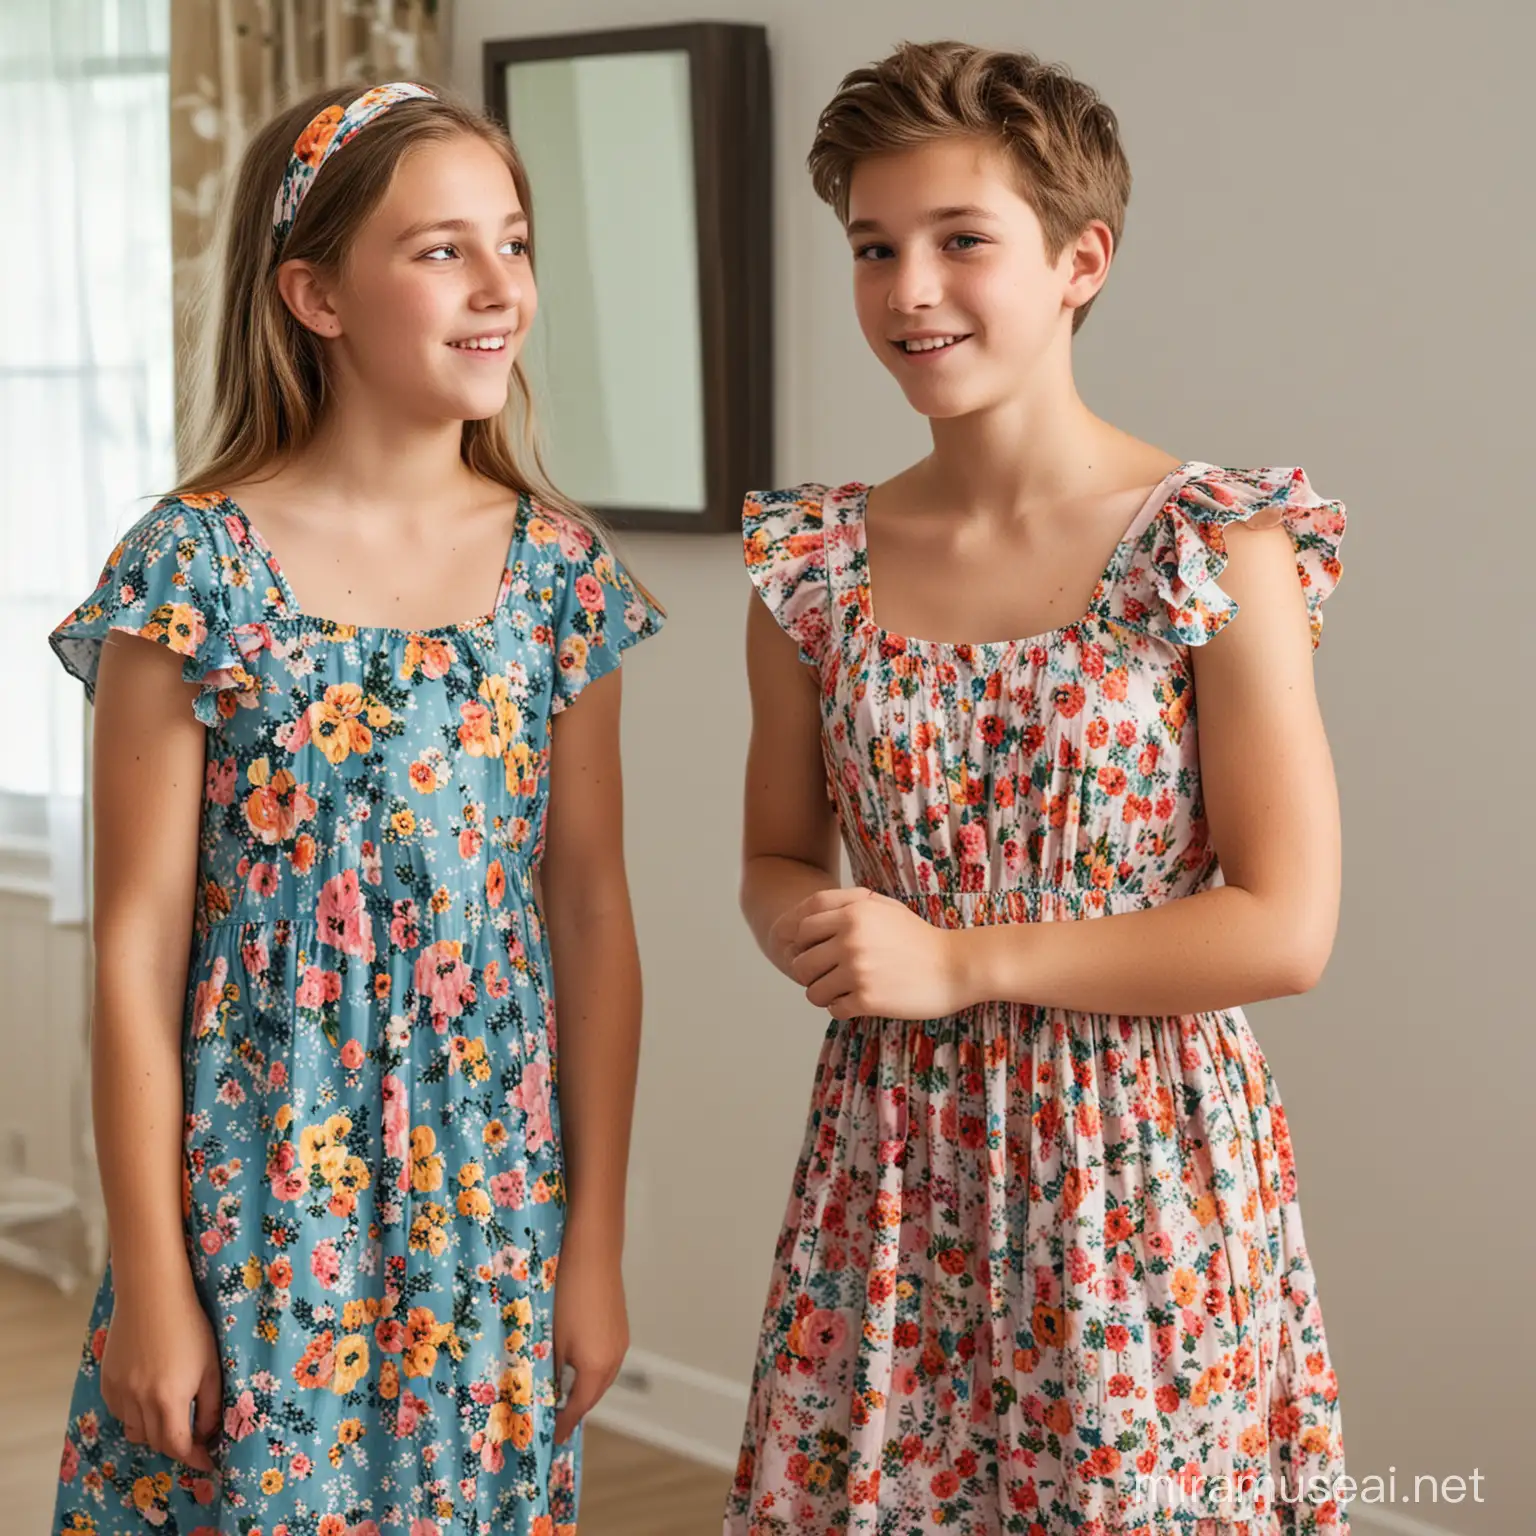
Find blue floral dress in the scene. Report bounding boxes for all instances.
[48,488,664,1536]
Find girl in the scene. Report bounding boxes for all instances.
[49,82,663,1536]
[731,42,1348,1536]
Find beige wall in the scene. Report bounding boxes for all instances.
[456,3,1531,1530]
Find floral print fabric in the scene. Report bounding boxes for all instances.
[48,488,663,1536]
[728,464,1349,1536]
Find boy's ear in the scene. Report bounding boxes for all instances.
[1063,221,1114,313]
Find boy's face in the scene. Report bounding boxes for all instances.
[844,137,1091,419]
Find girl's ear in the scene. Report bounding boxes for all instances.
[276,259,343,338]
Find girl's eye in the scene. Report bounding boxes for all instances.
[420,239,527,262]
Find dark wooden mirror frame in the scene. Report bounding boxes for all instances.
[484,22,773,533]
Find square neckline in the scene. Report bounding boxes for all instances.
[211,488,529,636]
[838,461,1204,658]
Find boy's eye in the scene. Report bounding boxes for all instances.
[423,245,457,261]
[501,238,528,257]
[854,235,986,261]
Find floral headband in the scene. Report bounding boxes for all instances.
[271,81,437,249]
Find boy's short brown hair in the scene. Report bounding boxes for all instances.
[808,40,1131,331]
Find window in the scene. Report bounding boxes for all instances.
[0,1,176,871]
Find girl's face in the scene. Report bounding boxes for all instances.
[316,132,537,425]
[845,137,1095,419]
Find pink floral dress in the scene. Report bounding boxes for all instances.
[728,463,1350,1536]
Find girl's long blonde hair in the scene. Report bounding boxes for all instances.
[176,82,602,541]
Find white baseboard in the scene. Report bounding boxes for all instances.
[587,1364,1477,1536]
[1349,1508,1468,1536]
[587,1346,748,1472]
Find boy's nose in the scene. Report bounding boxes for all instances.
[887,257,941,312]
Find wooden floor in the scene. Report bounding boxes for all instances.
[1,1264,729,1534]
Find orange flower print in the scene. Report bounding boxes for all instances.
[293,106,344,167]
[403,1306,451,1379]
[308,683,383,766]
[294,1330,337,1389]
[401,632,457,680]
[410,1124,445,1193]
[1032,1303,1067,1351]
[556,634,590,694]
[458,697,498,756]
[141,600,207,656]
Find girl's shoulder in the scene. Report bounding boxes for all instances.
[69,490,242,617]
[521,492,628,577]
[106,487,238,555]
[1112,462,1347,650]
[51,490,257,723]
[521,493,667,711]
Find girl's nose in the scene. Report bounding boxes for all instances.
[473,252,522,310]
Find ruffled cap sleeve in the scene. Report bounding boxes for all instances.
[742,484,834,667]
[536,504,666,715]
[49,494,257,727]
[1112,465,1346,649]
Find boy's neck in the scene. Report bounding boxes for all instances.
[916,398,1162,515]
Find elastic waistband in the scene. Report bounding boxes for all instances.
[871,883,1157,927]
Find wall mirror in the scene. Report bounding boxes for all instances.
[485,23,772,532]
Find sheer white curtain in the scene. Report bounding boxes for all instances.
[0,0,174,1283]
[0,0,176,909]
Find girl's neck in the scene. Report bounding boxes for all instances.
[263,403,484,517]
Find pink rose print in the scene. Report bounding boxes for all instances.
[380,1075,409,1152]
[509,1060,553,1152]
[267,1141,306,1202]
[310,1240,341,1289]
[223,1389,258,1442]
[414,940,475,1030]
[205,756,236,805]
[316,868,375,961]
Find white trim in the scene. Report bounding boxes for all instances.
[586,1347,748,1472]
[1349,1506,1468,1536]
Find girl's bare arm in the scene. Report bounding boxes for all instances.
[540,667,644,1440]
[90,633,222,1469]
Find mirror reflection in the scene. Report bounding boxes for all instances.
[504,52,708,514]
